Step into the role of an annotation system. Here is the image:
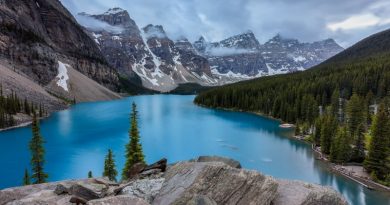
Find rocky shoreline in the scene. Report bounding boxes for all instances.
[196,104,390,194]
[0,156,348,205]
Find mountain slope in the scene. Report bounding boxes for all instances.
[80,8,216,92]
[195,28,390,123]
[0,0,121,127]
[194,32,343,83]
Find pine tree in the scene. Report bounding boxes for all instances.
[336,126,352,163]
[88,171,93,178]
[346,94,366,137]
[320,114,337,154]
[295,121,301,136]
[103,149,117,181]
[29,112,48,184]
[364,104,390,180]
[314,117,323,146]
[23,169,30,185]
[122,103,145,180]
[351,123,366,162]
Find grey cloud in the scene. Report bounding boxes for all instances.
[60,0,390,48]
[207,47,254,56]
[76,14,124,34]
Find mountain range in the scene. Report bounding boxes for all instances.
[80,8,343,91]
[0,1,343,120]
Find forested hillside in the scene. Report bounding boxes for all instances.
[0,85,46,129]
[194,29,390,186]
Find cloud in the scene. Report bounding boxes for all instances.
[76,14,124,34]
[60,0,390,48]
[143,25,167,39]
[327,14,390,31]
[207,47,254,56]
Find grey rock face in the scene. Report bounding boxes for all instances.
[121,178,165,203]
[273,180,348,205]
[81,9,216,92]
[153,161,278,205]
[0,0,119,90]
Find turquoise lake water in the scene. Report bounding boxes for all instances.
[0,95,389,205]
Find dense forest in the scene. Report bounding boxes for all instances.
[0,84,46,129]
[195,29,390,186]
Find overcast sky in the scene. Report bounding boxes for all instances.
[60,0,390,48]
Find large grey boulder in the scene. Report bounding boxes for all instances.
[153,161,277,205]
[273,180,348,205]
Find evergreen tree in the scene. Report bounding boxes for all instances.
[331,89,340,117]
[23,169,30,185]
[320,114,337,154]
[346,94,366,137]
[88,171,93,178]
[351,123,366,162]
[103,149,117,181]
[364,104,390,180]
[122,103,145,180]
[336,127,352,163]
[314,117,323,146]
[29,112,48,184]
[295,122,301,136]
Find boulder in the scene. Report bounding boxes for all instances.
[143,159,167,172]
[54,183,72,195]
[140,169,162,177]
[125,163,147,180]
[153,161,277,205]
[70,182,108,201]
[120,178,165,203]
[273,180,348,205]
[194,156,241,168]
[87,195,150,205]
[69,195,88,204]
[93,178,119,187]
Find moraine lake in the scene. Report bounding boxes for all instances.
[0,95,389,205]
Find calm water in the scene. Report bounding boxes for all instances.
[0,95,389,205]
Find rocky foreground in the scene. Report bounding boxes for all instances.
[0,156,348,205]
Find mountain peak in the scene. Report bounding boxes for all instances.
[103,7,127,15]
[143,24,167,38]
[219,30,260,50]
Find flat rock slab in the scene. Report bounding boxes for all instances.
[273,180,348,205]
[153,161,277,205]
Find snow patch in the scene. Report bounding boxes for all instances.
[293,56,306,62]
[56,61,70,92]
[92,33,101,44]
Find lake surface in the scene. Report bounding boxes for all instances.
[0,95,389,205]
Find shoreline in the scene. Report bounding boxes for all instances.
[0,121,32,132]
[195,103,390,193]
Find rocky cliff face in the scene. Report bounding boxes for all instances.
[81,9,216,92]
[0,156,348,205]
[194,32,344,83]
[0,0,120,105]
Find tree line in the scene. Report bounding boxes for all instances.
[0,84,46,129]
[194,53,390,186]
[23,102,145,185]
